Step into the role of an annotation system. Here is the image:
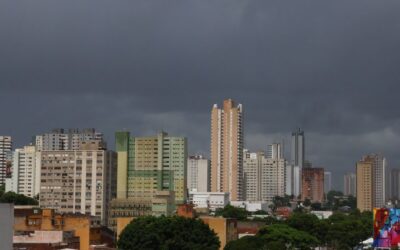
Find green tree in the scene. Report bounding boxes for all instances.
[224,236,265,250]
[215,205,248,220]
[259,224,319,250]
[0,184,5,197]
[286,212,319,235]
[225,224,318,250]
[310,202,322,211]
[0,191,38,205]
[270,195,292,211]
[324,211,373,249]
[253,209,268,215]
[303,198,311,207]
[117,216,220,250]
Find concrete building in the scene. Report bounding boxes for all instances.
[39,141,116,225]
[115,131,187,204]
[110,131,186,230]
[391,169,400,200]
[0,136,12,185]
[201,217,238,250]
[108,191,176,232]
[13,230,80,250]
[291,129,304,196]
[35,128,104,151]
[188,191,229,211]
[301,167,324,203]
[356,154,386,211]
[267,143,283,160]
[14,207,92,250]
[356,160,373,212]
[285,164,293,195]
[5,145,41,198]
[243,150,286,203]
[0,203,13,250]
[324,171,332,194]
[291,129,304,168]
[230,201,268,212]
[344,172,356,197]
[211,99,244,201]
[187,155,210,192]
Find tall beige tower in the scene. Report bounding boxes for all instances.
[356,154,386,211]
[356,160,373,212]
[211,99,244,201]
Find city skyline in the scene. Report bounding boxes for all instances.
[2,1,400,190]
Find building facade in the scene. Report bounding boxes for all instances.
[356,154,386,211]
[356,160,373,211]
[291,129,304,197]
[0,136,12,185]
[301,167,324,203]
[14,208,91,250]
[324,171,332,194]
[39,141,116,225]
[5,145,41,198]
[211,99,244,201]
[187,155,210,192]
[115,131,187,204]
[0,203,13,250]
[291,129,304,168]
[391,169,400,200]
[188,191,230,211]
[35,128,104,151]
[243,149,286,203]
[344,172,356,197]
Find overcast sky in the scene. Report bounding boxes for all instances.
[1,0,400,190]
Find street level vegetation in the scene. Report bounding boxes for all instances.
[117,216,220,250]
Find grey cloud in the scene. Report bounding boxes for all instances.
[2,0,400,190]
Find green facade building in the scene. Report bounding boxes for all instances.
[115,131,187,204]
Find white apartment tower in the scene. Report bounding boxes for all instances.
[5,145,41,198]
[187,155,210,192]
[291,129,304,197]
[243,149,286,203]
[324,171,332,193]
[35,128,104,151]
[0,136,12,185]
[344,172,356,197]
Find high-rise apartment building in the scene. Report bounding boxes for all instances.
[301,167,324,203]
[5,145,41,198]
[211,99,244,201]
[267,143,283,160]
[356,160,373,211]
[324,171,332,193]
[115,131,187,204]
[391,169,400,200]
[356,154,386,211]
[291,129,304,197]
[39,141,116,225]
[291,129,304,168]
[35,128,104,151]
[344,172,356,197]
[243,149,285,203]
[187,155,210,192]
[0,136,12,185]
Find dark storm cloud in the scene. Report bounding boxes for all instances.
[1,0,400,189]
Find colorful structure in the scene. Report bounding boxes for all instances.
[373,208,400,248]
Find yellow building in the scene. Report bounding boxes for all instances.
[14,207,91,250]
[356,160,373,211]
[211,99,244,201]
[200,216,238,250]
